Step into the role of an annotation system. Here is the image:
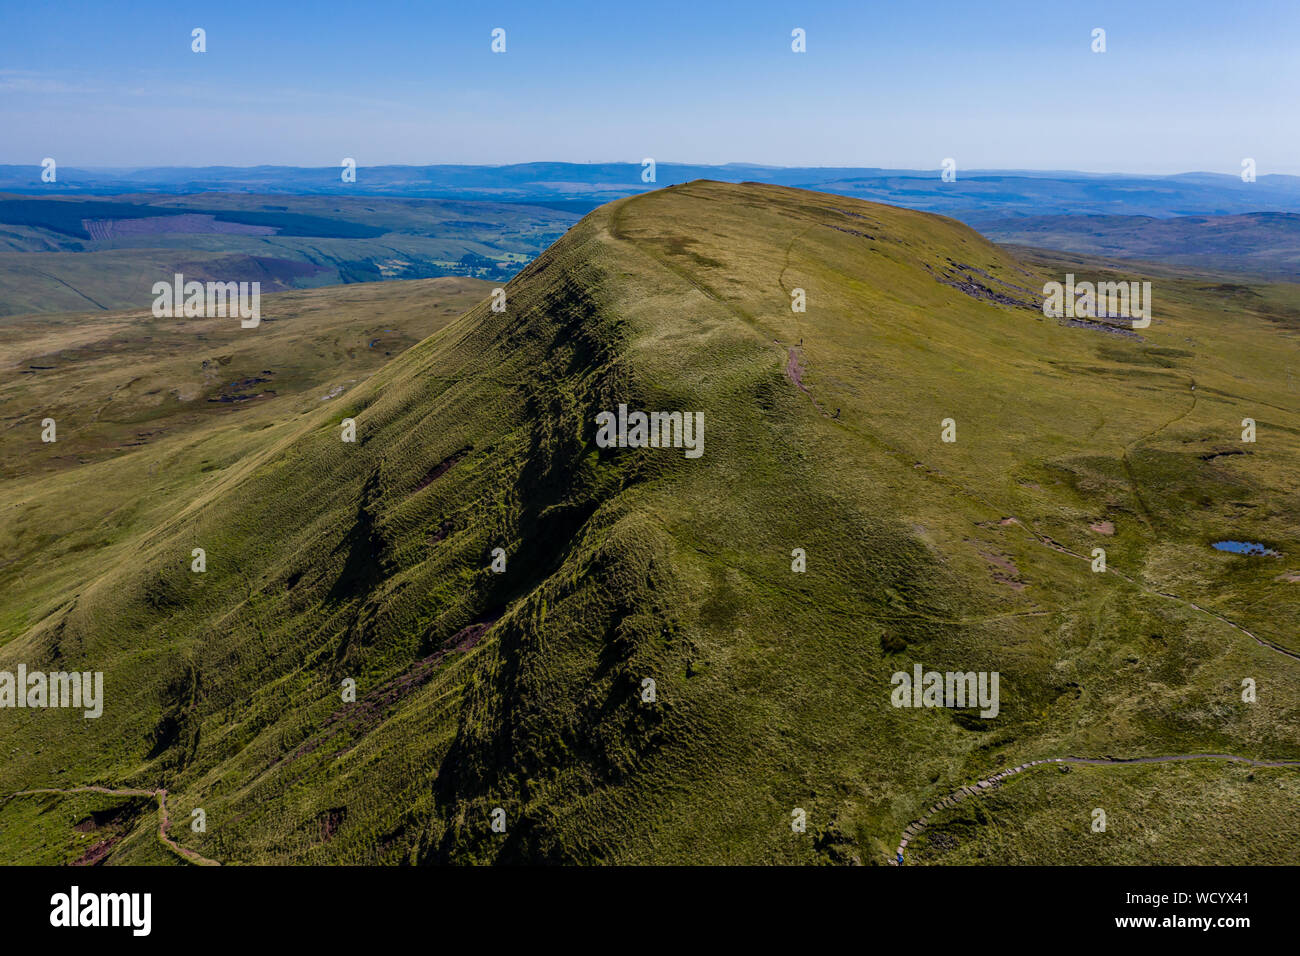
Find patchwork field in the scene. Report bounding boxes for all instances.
[0,193,579,316]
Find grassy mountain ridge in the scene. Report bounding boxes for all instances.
[2,182,1298,864]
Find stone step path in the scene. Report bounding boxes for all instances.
[891,753,1300,864]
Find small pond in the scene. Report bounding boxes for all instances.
[1212,541,1280,556]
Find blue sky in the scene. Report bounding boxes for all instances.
[2,0,1297,173]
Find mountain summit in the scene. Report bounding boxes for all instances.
[3,182,1298,864]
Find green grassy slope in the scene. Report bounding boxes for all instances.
[0,276,492,641]
[1,181,1297,865]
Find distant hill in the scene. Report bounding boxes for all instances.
[975,212,1300,280]
[5,166,1300,317]
[3,183,1298,864]
[5,163,1300,219]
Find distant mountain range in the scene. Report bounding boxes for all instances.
[5,163,1300,220]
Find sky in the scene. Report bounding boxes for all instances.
[1,0,1298,174]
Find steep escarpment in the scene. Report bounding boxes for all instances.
[3,182,1298,865]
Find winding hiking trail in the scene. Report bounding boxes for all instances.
[891,753,1300,865]
[782,344,833,417]
[6,786,220,866]
[1034,534,1300,662]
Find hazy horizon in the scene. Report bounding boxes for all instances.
[3,0,1298,174]
[4,162,1296,178]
